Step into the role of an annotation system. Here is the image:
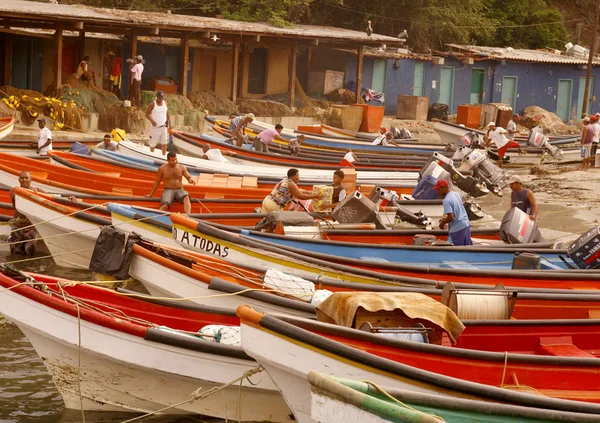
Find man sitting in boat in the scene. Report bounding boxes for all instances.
[229,113,255,147]
[287,135,306,156]
[145,152,196,214]
[91,134,118,152]
[319,170,347,211]
[433,179,472,246]
[200,144,233,163]
[261,168,323,213]
[341,149,358,167]
[372,130,394,146]
[9,171,42,256]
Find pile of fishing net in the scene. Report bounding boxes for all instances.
[0,85,87,131]
[100,103,146,134]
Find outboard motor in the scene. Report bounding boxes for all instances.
[459,149,507,196]
[567,227,600,269]
[527,129,563,160]
[499,207,545,244]
[463,199,485,221]
[456,131,485,149]
[420,152,490,198]
[370,187,431,228]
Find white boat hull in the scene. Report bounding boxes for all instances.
[311,391,388,423]
[130,252,314,318]
[240,322,438,423]
[118,141,419,185]
[0,167,74,193]
[0,120,15,140]
[0,288,292,420]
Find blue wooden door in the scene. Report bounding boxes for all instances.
[556,79,573,122]
[372,59,387,94]
[501,76,517,110]
[413,62,426,96]
[440,67,455,109]
[577,76,594,118]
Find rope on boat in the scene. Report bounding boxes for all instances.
[119,365,265,423]
[75,304,86,423]
[454,290,510,320]
[4,201,109,238]
[362,380,445,422]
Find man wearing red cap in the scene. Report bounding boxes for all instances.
[433,179,472,246]
[372,127,388,146]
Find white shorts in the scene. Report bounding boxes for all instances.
[149,126,168,147]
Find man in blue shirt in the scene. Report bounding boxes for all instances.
[433,179,472,246]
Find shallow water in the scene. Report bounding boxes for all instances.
[0,253,222,423]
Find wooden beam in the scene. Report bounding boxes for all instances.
[127,30,137,100]
[231,37,240,103]
[2,33,11,86]
[54,23,63,94]
[355,45,363,103]
[307,46,312,74]
[288,45,297,110]
[78,30,85,64]
[180,32,189,96]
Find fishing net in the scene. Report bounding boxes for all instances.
[262,268,315,302]
[198,325,242,346]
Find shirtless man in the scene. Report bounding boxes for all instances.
[145,152,196,213]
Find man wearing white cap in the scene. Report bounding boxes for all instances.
[129,55,144,109]
[485,121,520,168]
[508,174,537,220]
[229,113,255,147]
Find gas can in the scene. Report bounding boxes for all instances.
[512,252,541,269]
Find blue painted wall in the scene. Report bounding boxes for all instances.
[373,54,600,121]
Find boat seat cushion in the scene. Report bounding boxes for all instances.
[539,336,595,358]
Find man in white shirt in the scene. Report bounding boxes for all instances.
[36,119,52,156]
[506,114,520,140]
[129,55,144,109]
[145,91,170,155]
[485,121,520,168]
[591,115,600,167]
[372,127,389,146]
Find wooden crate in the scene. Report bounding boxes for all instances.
[396,95,429,120]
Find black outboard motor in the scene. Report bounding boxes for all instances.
[567,227,600,269]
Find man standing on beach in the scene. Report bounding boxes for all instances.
[108,51,122,97]
[506,114,520,140]
[508,175,537,220]
[146,152,196,214]
[145,91,170,155]
[434,179,472,246]
[485,122,520,168]
[35,118,52,156]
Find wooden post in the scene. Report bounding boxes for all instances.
[231,37,240,102]
[127,30,137,99]
[355,45,363,103]
[307,46,312,74]
[288,45,297,110]
[583,0,600,116]
[78,29,85,63]
[180,32,189,96]
[2,34,10,86]
[54,22,63,93]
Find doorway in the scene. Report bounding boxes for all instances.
[577,76,594,118]
[470,68,484,104]
[440,66,455,109]
[501,76,518,111]
[413,62,425,96]
[556,79,573,122]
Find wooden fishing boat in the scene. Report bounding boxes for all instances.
[0,266,292,420]
[176,217,565,270]
[0,154,274,198]
[116,140,420,187]
[108,202,500,245]
[0,117,15,140]
[170,214,600,291]
[237,305,600,423]
[171,132,426,170]
[0,140,98,158]
[308,372,599,423]
[129,238,600,320]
